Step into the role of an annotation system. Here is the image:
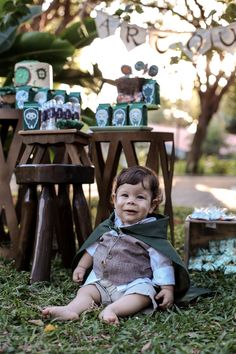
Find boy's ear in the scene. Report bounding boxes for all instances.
[149,198,159,213]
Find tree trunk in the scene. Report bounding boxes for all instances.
[186,64,236,174]
[186,90,220,174]
[186,114,210,174]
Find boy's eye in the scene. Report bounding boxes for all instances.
[137,195,145,199]
[121,193,128,197]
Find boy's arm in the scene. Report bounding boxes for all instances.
[149,247,175,286]
[148,247,175,309]
[72,251,93,283]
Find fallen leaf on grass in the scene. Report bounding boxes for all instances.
[28,319,44,326]
[141,341,152,353]
[192,349,201,354]
[100,334,111,340]
[187,332,200,338]
[44,324,57,332]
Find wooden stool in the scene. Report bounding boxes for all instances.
[15,164,94,283]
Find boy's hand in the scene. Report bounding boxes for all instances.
[72,265,86,283]
[155,285,174,309]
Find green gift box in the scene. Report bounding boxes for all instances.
[67,92,81,105]
[23,102,40,130]
[112,104,128,126]
[142,79,160,106]
[15,86,34,109]
[128,103,147,126]
[32,87,50,106]
[95,104,112,127]
[49,89,67,103]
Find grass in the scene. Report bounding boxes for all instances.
[0,207,236,354]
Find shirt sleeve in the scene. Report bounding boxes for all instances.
[86,242,98,256]
[148,247,175,286]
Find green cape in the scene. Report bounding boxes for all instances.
[73,212,191,298]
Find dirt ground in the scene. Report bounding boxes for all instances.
[171,175,236,211]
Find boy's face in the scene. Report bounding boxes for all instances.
[112,182,157,225]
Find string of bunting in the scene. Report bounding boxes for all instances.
[95,11,236,60]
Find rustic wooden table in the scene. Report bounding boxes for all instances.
[90,130,175,244]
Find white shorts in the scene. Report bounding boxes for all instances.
[91,279,158,311]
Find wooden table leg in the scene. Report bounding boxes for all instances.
[0,143,20,258]
[73,184,92,247]
[15,185,37,271]
[30,185,55,283]
[56,184,76,267]
[0,183,19,258]
[92,139,122,225]
[158,139,175,244]
[184,220,190,266]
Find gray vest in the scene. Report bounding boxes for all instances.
[93,231,152,285]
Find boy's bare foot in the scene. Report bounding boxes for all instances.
[99,308,119,324]
[42,306,79,321]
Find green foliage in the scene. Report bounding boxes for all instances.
[60,18,97,49]
[226,117,236,134]
[222,1,236,22]
[202,156,236,175]
[81,107,96,126]
[0,31,75,84]
[0,4,42,53]
[219,82,236,134]
[0,0,34,30]
[0,207,235,353]
[174,160,187,175]
[202,121,226,155]
[0,2,74,83]
[0,2,102,91]
[175,155,236,176]
[12,31,73,58]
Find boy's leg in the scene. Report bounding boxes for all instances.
[42,284,101,320]
[99,293,151,324]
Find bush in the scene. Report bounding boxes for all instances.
[175,155,236,175]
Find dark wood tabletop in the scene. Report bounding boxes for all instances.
[18,129,92,166]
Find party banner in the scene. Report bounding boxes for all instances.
[95,11,236,60]
[149,29,191,54]
[181,22,236,59]
[95,11,120,39]
[120,22,147,51]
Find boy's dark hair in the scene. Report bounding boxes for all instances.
[112,166,163,205]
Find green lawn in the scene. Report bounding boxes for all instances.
[0,207,235,354]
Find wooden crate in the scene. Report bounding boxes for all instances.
[184,216,236,266]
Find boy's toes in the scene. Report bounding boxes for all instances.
[99,309,119,325]
[41,306,79,321]
[41,308,52,318]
